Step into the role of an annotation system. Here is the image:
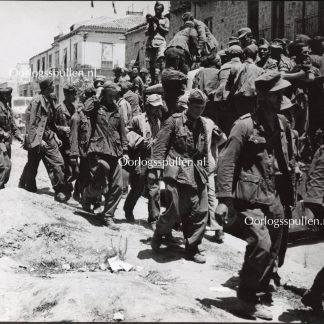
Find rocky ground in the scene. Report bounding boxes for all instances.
[0,141,323,322]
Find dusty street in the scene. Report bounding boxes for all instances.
[0,141,323,322]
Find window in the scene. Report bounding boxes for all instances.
[63,48,68,71]
[55,51,59,68]
[272,1,284,38]
[204,17,213,33]
[248,1,259,37]
[73,43,78,65]
[48,54,52,68]
[101,43,113,69]
[42,57,45,71]
[37,59,40,72]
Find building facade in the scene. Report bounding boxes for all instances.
[29,15,145,102]
[169,1,324,49]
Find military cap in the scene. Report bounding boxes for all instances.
[93,75,106,88]
[244,44,259,55]
[295,34,311,44]
[228,36,240,46]
[258,38,270,49]
[226,45,243,55]
[280,95,298,111]
[119,81,133,91]
[182,11,193,21]
[255,71,291,92]
[63,83,77,94]
[84,86,96,98]
[38,77,53,91]
[146,94,163,107]
[237,27,252,39]
[177,92,189,110]
[113,66,122,72]
[184,21,195,28]
[102,81,121,95]
[270,40,284,50]
[188,89,207,104]
[140,67,148,74]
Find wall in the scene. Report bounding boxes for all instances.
[125,25,146,68]
[195,1,248,49]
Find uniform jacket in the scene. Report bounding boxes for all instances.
[145,15,169,48]
[201,117,227,175]
[167,26,200,58]
[0,100,19,145]
[215,58,243,101]
[150,111,209,189]
[87,103,128,158]
[55,101,76,155]
[123,90,142,117]
[193,67,220,97]
[117,97,132,129]
[25,94,57,149]
[226,59,264,97]
[69,106,92,158]
[216,112,295,207]
[256,57,278,71]
[193,19,219,52]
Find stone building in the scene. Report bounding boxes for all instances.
[29,15,145,102]
[169,1,324,49]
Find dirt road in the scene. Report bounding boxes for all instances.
[0,141,323,322]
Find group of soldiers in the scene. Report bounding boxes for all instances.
[0,1,323,321]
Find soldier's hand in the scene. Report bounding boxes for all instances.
[122,154,130,163]
[217,198,237,225]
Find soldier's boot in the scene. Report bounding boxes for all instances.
[185,244,206,264]
[150,232,162,252]
[302,290,324,312]
[213,229,224,244]
[55,192,68,203]
[162,232,179,245]
[103,217,119,231]
[238,298,273,321]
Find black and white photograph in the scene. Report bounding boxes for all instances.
[0,0,324,322]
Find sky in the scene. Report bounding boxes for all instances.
[0,1,170,80]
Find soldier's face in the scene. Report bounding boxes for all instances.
[155,5,163,15]
[259,46,269,59]
[266,91,283,112]
[187,102,205,120]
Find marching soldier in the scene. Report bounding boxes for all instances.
[216,71,295,320]
[82,81,128,227]
[149,89,209,263]
[55,84,79,198]
[23,78,69,202]
[0,88,23,189]
[123,94,163,223]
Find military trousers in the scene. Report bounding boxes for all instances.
[207,174,222,231]
[155,180,208,248]
[83,154,123,219]
[23,137,66,194]
[0,144,11,189]
[123,164,160,222]
[310,267,324,296]
[236,196,285,303]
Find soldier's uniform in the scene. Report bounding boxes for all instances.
[150,90,209,263]
[69,93,96,202]
[23,79,68,201]
[302,266,324,312]
[82,82,128,225]
[123,94,162,223]
[0,88,23,188]
[216,72,295,319]
[55,84,78,195]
